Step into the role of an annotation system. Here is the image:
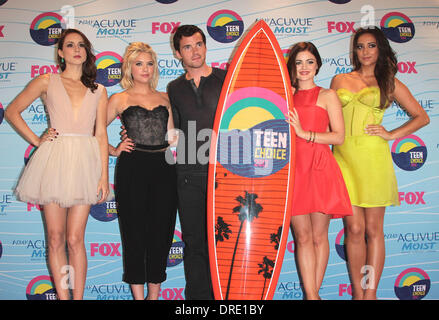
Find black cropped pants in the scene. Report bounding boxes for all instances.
[177,172,213,299]
[115,150,177,284]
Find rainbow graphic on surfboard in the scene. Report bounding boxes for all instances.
[218,86,290,178]
[208,20,295,300]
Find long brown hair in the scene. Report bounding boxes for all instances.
[352,27,398,108]
[286,42,322,92]
[56,29,98,92]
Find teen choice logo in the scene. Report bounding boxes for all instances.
[282,49,290,63]
[217,87,290,178]
[24,144,38,165]
[167,229,184,267]
[29,12,65,46]
[89,184,117,222]
[394,268,430,300]
[0,102,4,125]
[207,10,244,43]
[335,228,346,261]
[26,275,57,300]
[391,134,427,171]
[380,12,415,43]
[95,51,123,87]
[328,0,351,3]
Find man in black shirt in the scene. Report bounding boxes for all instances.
[168,25,226,300]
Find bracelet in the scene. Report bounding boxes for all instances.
[311,131,316,143]
[306,131,313,143]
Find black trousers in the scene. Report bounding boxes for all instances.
[115,150,177,284]
[177,172,213,300]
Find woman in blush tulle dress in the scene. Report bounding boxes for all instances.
[285,42,352,300]
[5,29,110,300]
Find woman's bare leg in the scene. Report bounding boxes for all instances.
[291,214,319,300]
[343,206,366,300]
[310,212,331,292]
[66,204,91,300]
[43,203,69,300]
[363,207,386,300]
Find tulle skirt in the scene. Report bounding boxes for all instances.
[15,135,108,208]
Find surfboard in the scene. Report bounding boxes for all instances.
[207,20,295,300]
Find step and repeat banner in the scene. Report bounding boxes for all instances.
[0,0,438,300]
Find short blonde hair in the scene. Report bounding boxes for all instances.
[120,42,159,90]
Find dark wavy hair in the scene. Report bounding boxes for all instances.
[352,26,398,109]
[286,42,322,91]
[172,24,206,53]
[56,28,98,92]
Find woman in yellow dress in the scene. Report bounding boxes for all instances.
[330,27,429,300]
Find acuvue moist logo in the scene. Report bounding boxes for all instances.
[394,268,430,300]
[95,51,123,87]
[207,10,244,43]
[77,18,137,38]
[391,134,427,171]
[380,12,415,43]
[29,12,65,46]
[0,61,17,82]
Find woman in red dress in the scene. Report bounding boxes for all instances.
[286,42,352,300]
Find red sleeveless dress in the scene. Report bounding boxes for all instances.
[291,86,352,218]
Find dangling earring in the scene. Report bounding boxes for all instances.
[61,57,65,63]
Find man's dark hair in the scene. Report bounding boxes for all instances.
[173,24,206,53]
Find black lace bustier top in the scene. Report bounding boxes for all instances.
[121,105,169,150]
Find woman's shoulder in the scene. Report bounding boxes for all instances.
[33,72,52,86]
[319,87,337,99]
[318,86,341,110]
[331,71,360,90]
[149,90,170,108]
[332,71,357,83]
[25,73,52,95]
[108,91,132,110]
[158,90,170,102]
[108,90,127,102]
[95,82,107,95]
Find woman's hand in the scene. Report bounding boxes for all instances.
[38,128,58,146]
[365,124,393,140]
[286,109,306,139]
[112,138,135,156]
[96,177,110,204]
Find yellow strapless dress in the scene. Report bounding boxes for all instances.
[333,87,400,208]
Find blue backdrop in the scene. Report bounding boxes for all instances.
[0,0,438,300]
